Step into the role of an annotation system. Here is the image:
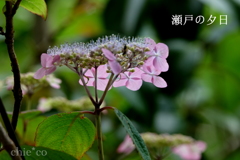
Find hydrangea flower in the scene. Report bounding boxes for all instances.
[37,96,98,112]
[117,135,135,154]
[172,141,207,160]
[6,72,61,96]
[117,133,206,160]
[113,68,143,91]
[145,38,169,72]
[141,65,167,88]
[79,65,110,91]
[34,35,169,91]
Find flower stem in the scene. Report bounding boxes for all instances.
[95,111,104,160]
[78,69,97,106]
[98,73,114,106]
[94,66,98,103]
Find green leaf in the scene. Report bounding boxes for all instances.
[114,108,151,160]
[0,145,77,160]
[35,112,96,159]
[20,0,47,20]
[7,110,46,145]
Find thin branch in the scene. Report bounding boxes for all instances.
[78,69,97,106]
[98,106,114,113]
[0,123,22,160]
[94,66,98,103]
[98,73,118,107]
[4,1,23,131]
[12,0,22,16]
[79,110,95,115]
[0,98,24,160]
[65,64,79,73]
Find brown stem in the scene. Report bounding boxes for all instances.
[0,123,22,160]
[0,98,24,160]
[78,69,97,106]
[4,0,23,131]
[98,74,118,107]
[12,0,22,16]
[79,110,95,115]
[94,66,99,103]
[98,106,114,113]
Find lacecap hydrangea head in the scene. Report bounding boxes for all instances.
[118,133,206,160]
[34,35,169,91]
[6,72,61,96]
[37,96,100,112]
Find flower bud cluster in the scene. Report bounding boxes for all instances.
[46,35,149,71]
[141,132,194,148]
[37,96,104,112]
[34,35,169,91]
[6,72,61,96]
[118,133,206,160]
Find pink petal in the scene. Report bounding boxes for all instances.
[145,56,155,67]
[41,53,53,68]
[153,57,169,72]
[129,68,144,78]
[37,98,51,112]
[34,67,46,79]
[143,64,161,75]
[96,79,109,91]
[7,84,13,90]
[155,43,169,58]
[21,85,27,95]
[152,76,167,88]
[87,78,95,86]
[141,73,152,83]
[49,83,60,89]
[188,153,201,160]
[109,61,122,75]
[102,48,116,61]
[173,145,193,160]
[117,73,128,80]
[145,38,156,51]
[97,65,109,78]
[195,141,207,152]
[45,77,62,89]
[142,63,152,74]
[117,135,135,154]
[79,77,94,86]
[52,55,60,63]
[123,71,130,77]
[84,68,94,78]
[46,59,54,68]
[113,79,128,87]
[45,66,56,75]
[172,141,206,160]
[126,79,143,91]
[172,145,189,155]
[40,53,48,67]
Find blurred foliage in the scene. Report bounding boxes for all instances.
[1,0,240,159]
